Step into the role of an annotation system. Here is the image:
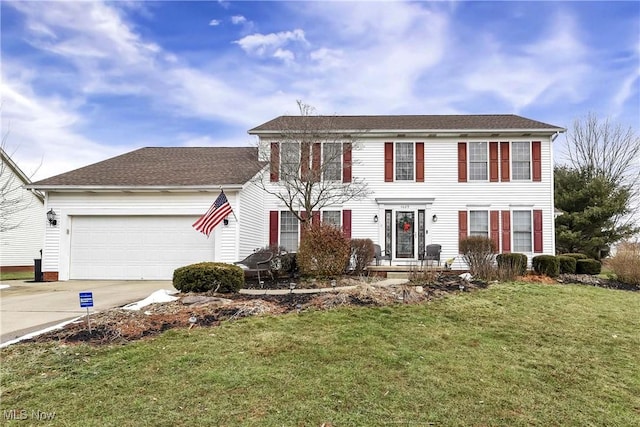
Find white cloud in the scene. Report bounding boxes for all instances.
[208,19,221,26]
[234,29,307,57]
[231,15,246,25]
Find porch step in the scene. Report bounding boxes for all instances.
[387,272,411,280]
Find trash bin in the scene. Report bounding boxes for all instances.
[34,258,43,282]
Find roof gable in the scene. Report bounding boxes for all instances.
[31,147,266,188]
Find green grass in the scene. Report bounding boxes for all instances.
[0,271,33,281]
[2,282,639,426]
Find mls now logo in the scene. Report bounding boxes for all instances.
[4,409,28,420]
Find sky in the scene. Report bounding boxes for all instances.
[1,0,639,181]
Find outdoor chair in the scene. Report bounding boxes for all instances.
[374,244,392,266]
[234,250,274,286]
[420,244,441,267]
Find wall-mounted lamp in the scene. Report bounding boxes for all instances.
[432,214,438,223]
[223,218,229,226]
[373,214,379,223]
[46,209,58,226]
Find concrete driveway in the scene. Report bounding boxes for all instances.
[0,280,176,344]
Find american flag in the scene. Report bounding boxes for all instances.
[192,191,233,237]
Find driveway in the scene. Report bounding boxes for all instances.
[0,280,176,344]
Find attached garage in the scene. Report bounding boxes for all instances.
[69,216,215,280]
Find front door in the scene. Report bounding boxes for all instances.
[396,211,415,258]
[384,209,426,261]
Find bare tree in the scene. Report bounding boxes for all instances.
[0,128,42,233]
[253,101,370,225]
[563,112,640,229]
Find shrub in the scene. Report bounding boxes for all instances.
[496,253,528,276]
[350,239,375,275]
[459,236,496,279]
[173,262,244,293]
[297,222,351,277]
[562,253,589,260]
[532,255,559,277]
[557,255,577,274]
[576,259,602,275]
[607,241,640,285]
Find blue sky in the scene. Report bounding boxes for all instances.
[1,0,639,180]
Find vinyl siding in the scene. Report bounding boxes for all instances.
[0,165,45,267]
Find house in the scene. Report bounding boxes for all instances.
[248,114,565,267]
[0,148,45,273]
[29,114,564,281]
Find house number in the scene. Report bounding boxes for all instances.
[400,205,410,209]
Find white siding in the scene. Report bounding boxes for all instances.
[238,170,267,258]
[0,164,45,267]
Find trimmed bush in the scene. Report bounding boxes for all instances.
[297,222,351,277]
[532,255,559,277]
[557,255,577,274]
[459,236,496,279]
[607,241,640,285]
[173,262,244,293]
[350,238,375,275]
[562,253,589,260]
[496,253,528,276]
[576,259,602,275]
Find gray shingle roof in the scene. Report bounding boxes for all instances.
[249,114,564,133]
[31,147,266,187]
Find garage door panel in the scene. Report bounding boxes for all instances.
[70,216,214,280]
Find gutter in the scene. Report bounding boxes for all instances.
[24,184,246,192]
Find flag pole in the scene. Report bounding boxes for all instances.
[220,187,238,222]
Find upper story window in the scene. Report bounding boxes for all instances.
[512,142,531,180]
[395,142,414,181]
[469,142,488,181]
[322,210,341,227]
[469,210,489,237]
[280,142,300,180]
[323,143,342,181]
[513,210,532,252]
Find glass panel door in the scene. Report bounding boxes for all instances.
[396,211,414,258]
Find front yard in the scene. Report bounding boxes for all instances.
[1,282,639,426]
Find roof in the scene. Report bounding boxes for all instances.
[1,147,45,201]
[30,147,267,189]
[249,114,564,133]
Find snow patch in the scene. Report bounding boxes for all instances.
[122,289,179,311]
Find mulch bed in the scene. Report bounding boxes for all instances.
[19,272,636,346]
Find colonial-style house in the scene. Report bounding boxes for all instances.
[1,148,45,273]
[29,114,564,281]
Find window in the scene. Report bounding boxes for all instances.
[322,211,341,227]
[469,211,489,237]
[323,143,342,181]
[395,142,414,181]
[280,211,299,252]
[512,142,531,180]
[513,210,532,252]
[469,142,488,180]
[280,142,300,179]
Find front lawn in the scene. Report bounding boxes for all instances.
[1,282,638,426]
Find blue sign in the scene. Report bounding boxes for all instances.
[79,292,94,308]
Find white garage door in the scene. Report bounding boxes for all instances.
[70,216,215,280]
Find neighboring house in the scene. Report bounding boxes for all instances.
[248,114,565,268]
[28,148,266,281]
[0,148,45,272]
[29,114,564,281]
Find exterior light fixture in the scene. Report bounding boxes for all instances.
[223,218,229,226]
[46,209,58,226]
[432,214,438,223]
[373,214,379,223]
